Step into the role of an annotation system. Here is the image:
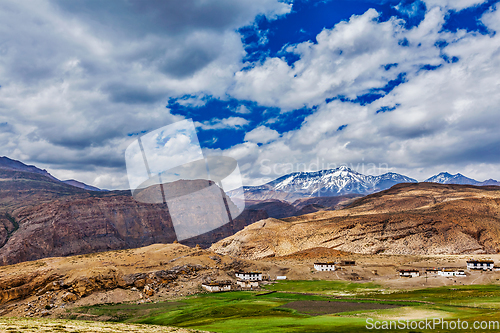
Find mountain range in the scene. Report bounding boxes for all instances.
[0,156,104,191]
[211,182,500,258]
[0,156,269,264]
[424,172,500,186]
[3,155,497,197]
[242,166,500,201]
[1,155,500,265]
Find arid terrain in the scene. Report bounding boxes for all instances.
[210,183,500,258]
[1,242,500,321]
[0,158,362,264]
[2,158,500,332]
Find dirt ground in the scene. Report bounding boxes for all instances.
[264,251,500,290]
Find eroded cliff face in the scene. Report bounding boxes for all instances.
[210,183,500,259]
[0,165,274,265]
[0,170,273,265]
[0,196,176,265]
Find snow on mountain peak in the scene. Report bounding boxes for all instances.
[262,167,417,196]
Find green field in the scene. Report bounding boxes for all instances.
[71,282,500,333]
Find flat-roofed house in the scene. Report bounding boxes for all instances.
[467,260,494,271]
[235,271,263,281]
[398,269,420,278]
[201,281,232,292]
[438,268,466,277]
[314,262,336,271]
[236,280,259,289]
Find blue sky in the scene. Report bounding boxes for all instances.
[0,0,499,188]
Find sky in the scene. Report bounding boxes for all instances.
[0,0,499,189]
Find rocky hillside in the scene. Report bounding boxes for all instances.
[0,243,266,318]
[210,183,500,259]
[0,194,177,265]
[0,157,364,264]
[0,170,270,265]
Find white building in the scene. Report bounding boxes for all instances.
[235,271,263,281]
[426,268,440,275]
[399,269,420,278]
[236,280,259,289]
[467,260,494,271]
[201,282,232,292]
[314,262,336,271]
[438,269,466,277]
[276,276,287,280]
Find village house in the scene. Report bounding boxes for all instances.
[201,281,232,293]
[340,260,356,266]
[314,262,336,271]
[426,268,440,274]
[235,271,263,281]
[398,269,420,278]
[467,260,494,271]
[276,276,287,280]
[438,268,466,277]
[236,280,259,289]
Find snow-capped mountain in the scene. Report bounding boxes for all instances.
[243,166,418,199]
[424,172,500,186]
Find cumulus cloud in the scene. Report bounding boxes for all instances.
[0,0,290,189]
[231,8,444,110]
[1,0,499,189]
[196,117,250,130]
[244,126,280,144]
[227,3,500,185]
[422,0,489,11]
[234,105,252,114]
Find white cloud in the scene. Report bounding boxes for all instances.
[234,105,252,114]
[0,0,290,189]
[196,117,250,130]
[229,4,500,185]
[230,8,445,111]
[244,125,280,144]
[1,0,499,189]
[422,0,488,11]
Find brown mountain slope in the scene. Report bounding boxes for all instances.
[0,243,264,317]
[210,183,500,259]
[0,167,268,264]
[0,195,177,265]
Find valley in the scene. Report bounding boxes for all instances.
[1,156,500,332]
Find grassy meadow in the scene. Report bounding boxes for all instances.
[68,281,500,333]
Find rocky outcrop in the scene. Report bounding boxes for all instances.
[0,165,276,264]
[0,271,62,304]
[0,260,204,306]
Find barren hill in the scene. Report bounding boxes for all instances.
[0,163,266,265]
[0,243,257,317]
[210,183,500,259]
